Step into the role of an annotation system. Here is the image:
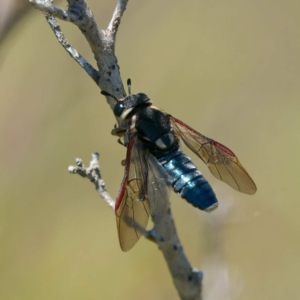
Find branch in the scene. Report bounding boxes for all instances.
[31,1,203,299]
[147,216,203,300]
[30,0,99,83]
[29,0,69,20]
[69,153,203,300]
[107,0,129,40]
[30,0,126,110]
[68,153,115,210]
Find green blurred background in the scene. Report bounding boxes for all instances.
[1,0,300,299]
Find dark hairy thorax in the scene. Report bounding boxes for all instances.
[133,106,179,157]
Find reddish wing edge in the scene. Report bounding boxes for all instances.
[169,115,257,195]
[115,135,150,252]
[115,135,171,251]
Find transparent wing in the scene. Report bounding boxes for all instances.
[169,115,257,195]
[115,135,150,252]
[145,152,171,217]
[115,194,150,252]
[115,135,172,251]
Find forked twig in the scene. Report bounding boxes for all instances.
[68,153,115,210]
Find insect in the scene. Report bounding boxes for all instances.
[101,79,257,251]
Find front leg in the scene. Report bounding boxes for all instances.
[111,124,126,147]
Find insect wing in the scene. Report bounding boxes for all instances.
[146,152,171,217]
[169,116,257,195]
[115,136,150,252]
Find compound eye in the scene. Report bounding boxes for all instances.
[113,102,125,117]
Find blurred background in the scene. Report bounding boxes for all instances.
[1,0,299,299]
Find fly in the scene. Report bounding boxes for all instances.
[101,79,257,251]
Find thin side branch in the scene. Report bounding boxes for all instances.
[108,0,129,39]
[44,13,100,83]
[30,0,127,107]
[29,0,70,20]
[68,153,115,210]
[30,0,100,83]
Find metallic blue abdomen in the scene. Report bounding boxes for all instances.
[158,148,218,212]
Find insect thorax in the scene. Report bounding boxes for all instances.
[133,106,179,157]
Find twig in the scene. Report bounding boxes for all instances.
[29,0,70,20]
[30,0,126,110]
[68,153,115,210]
[107,0,129,40]
[30,0,203,299]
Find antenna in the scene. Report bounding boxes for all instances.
[127,78,131,95]
[101,90,118,102]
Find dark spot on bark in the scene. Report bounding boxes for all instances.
[173,244,178,251]
[116,88,119,92]
[159,237,165,242]
[69,9,76,15]
[106,78,110,82]
[69,7,82,20]
[111,65,115,70]
[188,274,193,281]
[107,71,111,76]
